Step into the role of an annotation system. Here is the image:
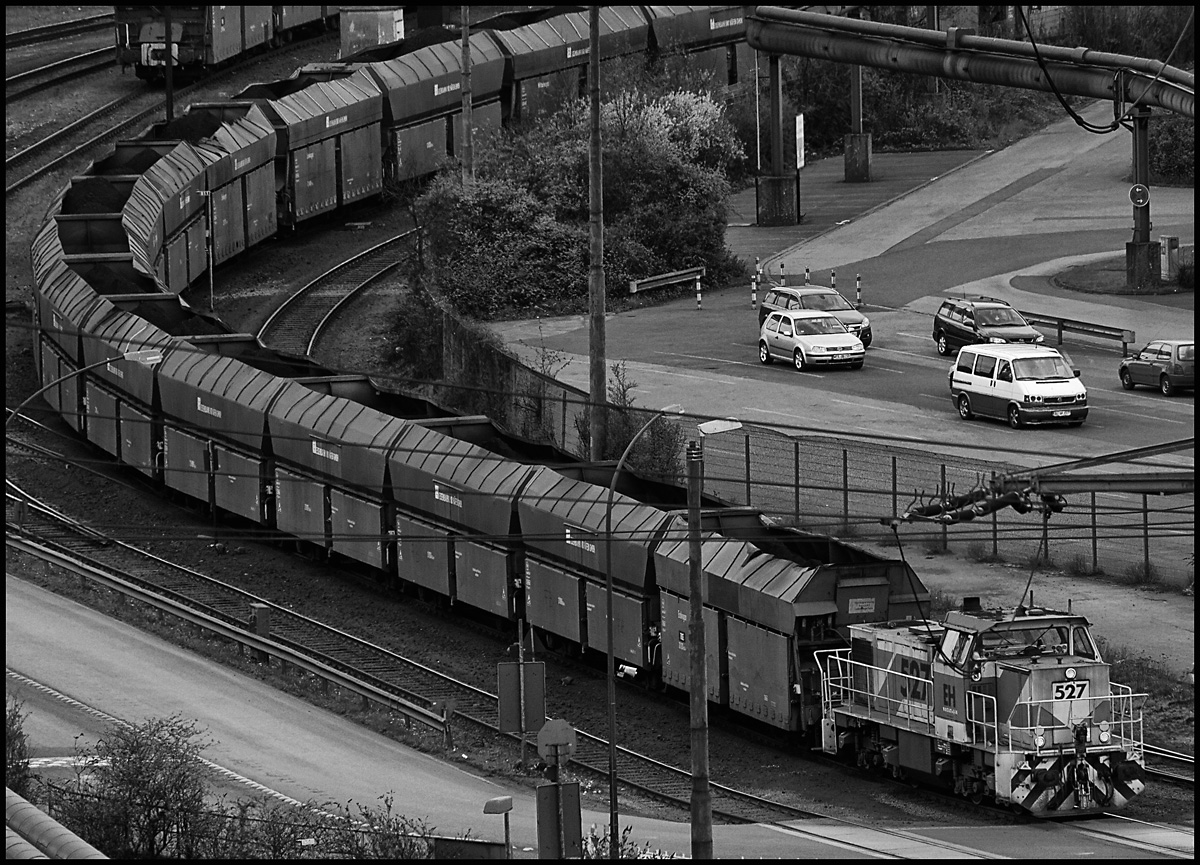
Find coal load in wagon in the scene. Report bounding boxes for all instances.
[61,177,127,214]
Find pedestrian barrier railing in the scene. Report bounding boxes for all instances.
[1018,310,1136,356]
[629,266,705,295]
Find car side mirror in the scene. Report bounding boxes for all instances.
[1074,370,1081,378]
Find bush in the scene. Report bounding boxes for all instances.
[6,697,34,800]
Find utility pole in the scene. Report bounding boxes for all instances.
[587,5,606,460]
[460,6,473,188]
[687,441,713,858]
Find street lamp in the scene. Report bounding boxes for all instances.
[690,417,741,859]
[6,350,164,434]
[603,402,683,857]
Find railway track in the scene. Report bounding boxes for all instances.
[256,231,417,358]
[5,32,338,197]
[5,47,116,105]
[6,13,113,49]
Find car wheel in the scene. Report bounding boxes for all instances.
[793,349,806,371]
[758,341,772,365]
[850,361,864,370]
[1067,420,1084,427]
[1007,405,1022,429]
[936,333,951,356]
[862,334,872,348]
[1160,375,1175,397]
[1119,369,1134,390]
[957,394,973,420]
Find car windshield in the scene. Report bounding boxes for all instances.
[795,317,847,335]
[802,293,853,311]
[1178,343,1195,361]
[1012,356,1074,380]
[975,307,1025,326]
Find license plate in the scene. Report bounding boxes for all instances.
[1053,410,1070,417]
[833,354,846,360]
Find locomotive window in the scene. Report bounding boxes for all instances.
[940,627,972,668]
[1072,626,1097,660]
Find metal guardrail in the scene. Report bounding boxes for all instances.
[629,265,705,294]
[1018,310,1136,355]
[5,532,446,735]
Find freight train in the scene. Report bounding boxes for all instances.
[25,6,1146,817]
[114,5,342,81]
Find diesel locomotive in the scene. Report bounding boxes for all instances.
[819,599,1147,815]
[24,6,1147,818]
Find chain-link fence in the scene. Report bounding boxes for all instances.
[439,312,1194,590]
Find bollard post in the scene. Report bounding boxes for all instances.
[831,269,836,291]
[779,261,785,285]
[695,273,702,310]
[804,266,810,285]
[856,274,861,308]
[752,257,759,308]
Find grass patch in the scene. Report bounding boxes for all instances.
[925,587,959,620]
[1062,552,1101,577]
[1095,637,1190,698]
[964,541,1004,564]
[1121,561,1161,586]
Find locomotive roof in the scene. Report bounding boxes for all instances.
[944,607,1093,632]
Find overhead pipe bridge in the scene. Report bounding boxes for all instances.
[743,6,1195,285]
[744,6,1194,119]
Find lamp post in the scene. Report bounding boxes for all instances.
[6,350,164,435]
[690,418,741,859]
[604,402,682,857]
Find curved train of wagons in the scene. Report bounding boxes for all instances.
[22,5,1148,816]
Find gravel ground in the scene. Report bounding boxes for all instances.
[5,6,1193,836]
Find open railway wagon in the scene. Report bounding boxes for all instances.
[817,600,1147,815]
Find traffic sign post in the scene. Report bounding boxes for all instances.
[535,720,580,859]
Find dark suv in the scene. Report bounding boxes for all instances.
[758,284,872,347]
[932,297,1044,356]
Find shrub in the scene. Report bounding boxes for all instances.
[6,698,34,800]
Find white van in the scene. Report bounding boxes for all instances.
[948,344,1087,428]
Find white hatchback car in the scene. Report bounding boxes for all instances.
[758,310,865,371]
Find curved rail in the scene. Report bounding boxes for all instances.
[256,231,416,357]
[6,13,113,49]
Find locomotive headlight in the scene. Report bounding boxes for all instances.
[1034,726,1046,749]
[1065,667,1077,679]
[1098,729,1111,743]
[1099,721,1110,732]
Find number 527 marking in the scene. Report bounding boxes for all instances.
[1052,681,1088,700]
